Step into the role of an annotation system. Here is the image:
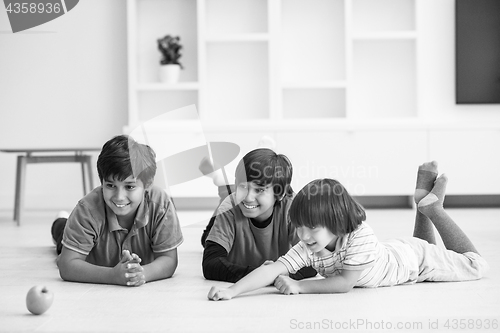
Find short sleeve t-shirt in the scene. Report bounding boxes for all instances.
[277,222,418,287]
[61,185,183,267]
[206,194,299,268]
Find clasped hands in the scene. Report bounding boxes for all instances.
[115,250,146,287]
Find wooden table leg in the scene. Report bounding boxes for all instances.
[85,156,94,192]
[14,155,27,226]
[80,155,94,194]
[81,159,87,195]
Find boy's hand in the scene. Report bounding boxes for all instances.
[274,275,300,295]
[124,252,145,287]
[207,286,234,301]
[112,250,133,285]
[131,252,141,263]
[112,250,145,287]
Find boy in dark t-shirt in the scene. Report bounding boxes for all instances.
[202,148,316,282]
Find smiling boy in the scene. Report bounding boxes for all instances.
[55,135,183,286]
[202,148,316,282]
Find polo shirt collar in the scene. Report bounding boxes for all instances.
[134,190,150,228]
[106,208,123,232]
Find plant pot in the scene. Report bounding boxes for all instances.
[159,64,181,84]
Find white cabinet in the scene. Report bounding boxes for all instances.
[127,0,418,125]
[428,129,500,195]
[277,129,427,196]
[126,0,499,197]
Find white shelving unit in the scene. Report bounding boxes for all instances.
[126,0,500,198]
[127,0,418,125]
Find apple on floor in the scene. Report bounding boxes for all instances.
[26,285,54,315]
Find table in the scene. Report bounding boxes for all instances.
[0,148,101,225]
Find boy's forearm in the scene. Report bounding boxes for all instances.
[202,240,253,282]
[297,275,354,294]
[202,257,254,283]
[229,262,287,297]
[59,258,115,285]
[142,255,177,282]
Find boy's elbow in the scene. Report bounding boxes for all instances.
[202,261,215,280]
[57,260,71,281]
[339,280,356,293]
[157,253,178,279]
[324,276,355,294]
[165,259,178,279]
[338,285,354,294]
[59,269,70,282]
[202,260,226,281]
[327,283,353,294]
[56,254,81,282]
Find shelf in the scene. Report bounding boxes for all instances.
[351,40,417,119]
[282,81,347,89]
[281,0,345,83]
[205,0,268,35]
[205,33,270,43]
[125,0,500,197]
[137,90,199,122]
[352,0,415,33]
[206,42,269,120]
[134,0,198,84]
[128,0,420,125]
[352,31,417,40]
[137,82,200,91]
[124,118,500,134]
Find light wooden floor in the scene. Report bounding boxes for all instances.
[0,208,499,333]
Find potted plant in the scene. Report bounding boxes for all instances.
[157,35,183,83]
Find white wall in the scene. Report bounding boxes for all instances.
[0,0,128,211]
[418,1,500,120]
[0,0,498,214]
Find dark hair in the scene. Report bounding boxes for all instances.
[235,148,293,200]
[289,179,366,235]
[97,135,157,188]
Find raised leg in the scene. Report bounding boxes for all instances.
[418,174,478,254]
[413,161,438,244]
